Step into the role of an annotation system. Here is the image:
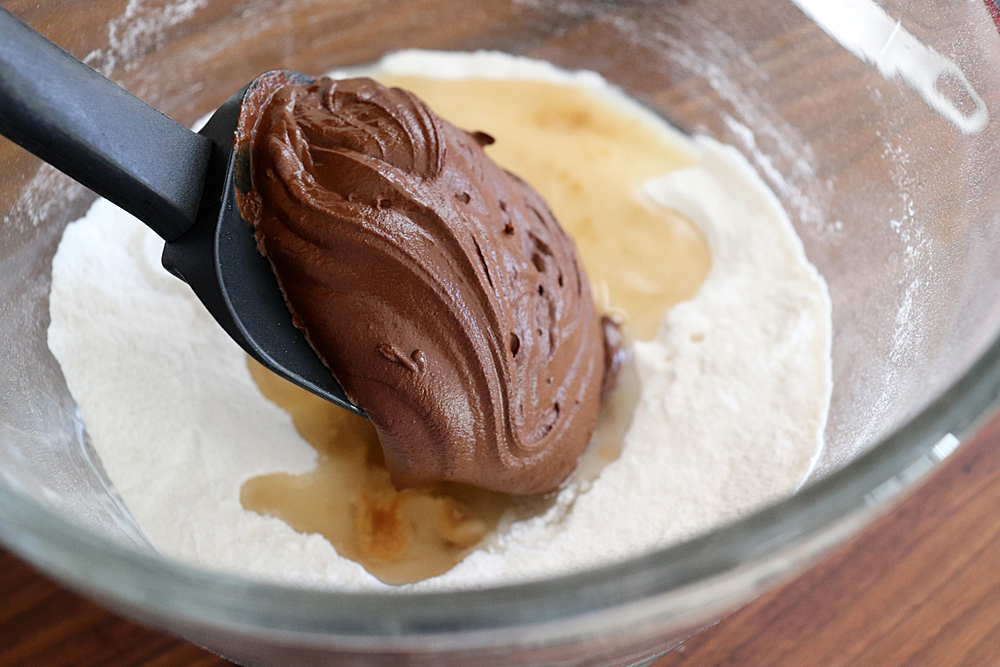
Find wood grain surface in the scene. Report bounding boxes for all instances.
[2,407,1000,667]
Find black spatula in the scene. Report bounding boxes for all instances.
[0,8,364,416]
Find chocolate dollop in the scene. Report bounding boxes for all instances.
[235,72,618,495]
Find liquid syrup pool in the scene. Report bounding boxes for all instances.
[240,74,711,585]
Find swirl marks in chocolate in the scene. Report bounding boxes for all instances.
[236,73,616,495]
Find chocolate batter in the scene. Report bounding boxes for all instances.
[235,73,618,495]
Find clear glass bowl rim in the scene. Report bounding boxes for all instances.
[3,310,1000,647]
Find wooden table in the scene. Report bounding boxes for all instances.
[4,408,1000,667]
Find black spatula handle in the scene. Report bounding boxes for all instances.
[0,8,211,241]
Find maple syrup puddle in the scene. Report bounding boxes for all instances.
[241,74,712,585]
[241,359,538,585]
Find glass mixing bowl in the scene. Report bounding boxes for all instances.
[3,0,1000,665]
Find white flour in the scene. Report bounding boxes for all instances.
[47,51,831,590]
